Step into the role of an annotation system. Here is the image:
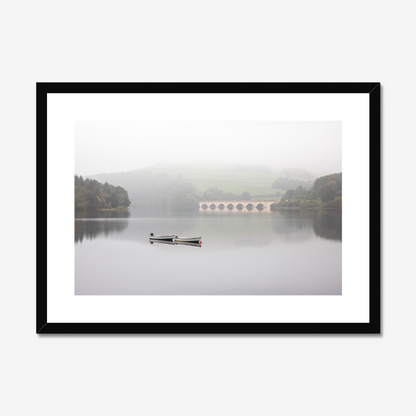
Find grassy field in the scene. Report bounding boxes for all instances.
[142,165,284,198]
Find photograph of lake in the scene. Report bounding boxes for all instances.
[74,120,342,296]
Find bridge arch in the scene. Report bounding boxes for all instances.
[199,200,277,213]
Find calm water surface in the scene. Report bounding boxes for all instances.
[75,209,341,295]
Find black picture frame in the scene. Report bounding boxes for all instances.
[37,82,380,334]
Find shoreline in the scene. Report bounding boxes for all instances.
[75,207,130,213]
[271,207,340,211]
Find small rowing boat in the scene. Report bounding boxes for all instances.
[149,233,176,241]
[173,236,202,244]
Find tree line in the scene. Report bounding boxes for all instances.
[75,175,131,211]
[80,169,341,212]
[271,172,342,210]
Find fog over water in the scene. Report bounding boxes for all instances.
[75,210,342,295]
[75,120,341,177]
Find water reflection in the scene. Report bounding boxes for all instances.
[75,210,130,243]
[312,211,342,241]
[149,239,201,248]
[277,210,342,242]
[76,210,131,219]
[74,209,341,244]
[149,239,176,246]
[75,209,341,295]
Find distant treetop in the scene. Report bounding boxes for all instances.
[75,175,131,211]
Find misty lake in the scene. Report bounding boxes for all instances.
[75,209,341,295]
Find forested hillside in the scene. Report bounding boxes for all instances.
[271,172,342,210]
[75,176,131,211]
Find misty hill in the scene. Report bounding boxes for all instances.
[88,170,199,210]
[89,163,323,209]
[91,162,283,200]
[272,177,314,191]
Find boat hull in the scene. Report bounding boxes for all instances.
[149,234,175,241]
[173,237,202,244]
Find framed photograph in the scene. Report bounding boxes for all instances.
[37,82,380,334]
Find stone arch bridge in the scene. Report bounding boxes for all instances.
[199,200,277,213]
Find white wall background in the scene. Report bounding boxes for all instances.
[0,1,411,415]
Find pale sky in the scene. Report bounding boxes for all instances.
[75,120,341,176]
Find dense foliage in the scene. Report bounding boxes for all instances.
[312,173,342,202]
[271,172,342,210]
[75,176,131,211]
